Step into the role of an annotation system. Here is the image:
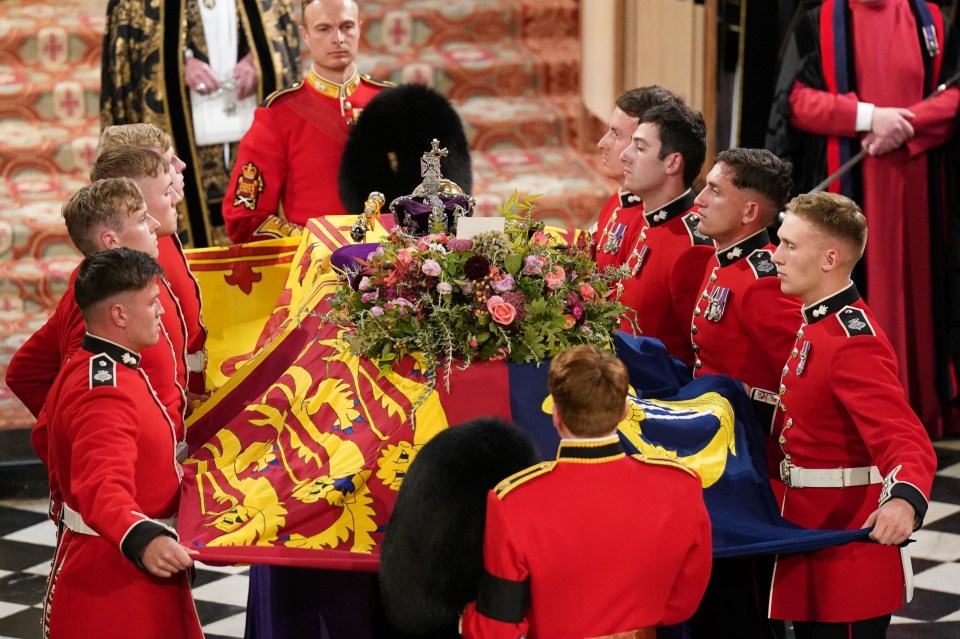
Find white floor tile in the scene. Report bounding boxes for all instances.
[938,461,960,480]
[933,440,960,453]
[22,562,51,577]
[912,562,960,595]
[0,499,48,514]
[201,612,247,637]
[890,615,922,624]
[908,530,960,562]
[190,574,249,608]
[937,608,960,622]
[3,521,57,547]
[0,601,29,620]
[924,501,960,525]
[0,570,10,580]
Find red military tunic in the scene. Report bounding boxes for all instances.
[590,189,643,271]
[616,189,715,365]
[770,283,937,622]
[222,67,390,243]
[41,334,202,639]
[460,437,712,639]
[5,271,82,418]
[689,229,802,476]
[157,234,207,394]
[9,269,187,437]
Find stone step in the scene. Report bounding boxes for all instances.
[471,146,613,231]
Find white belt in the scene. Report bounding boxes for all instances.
[186,350,206,373]
[61,504,177,536]
[780,462,882,488]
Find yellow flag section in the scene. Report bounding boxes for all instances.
[186,236,300,390]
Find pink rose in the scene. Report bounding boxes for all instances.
[371,306,384,317]
[486,295,517,325]
[491,274,515,293]
[544,266,566,290]
[578,283,596,301]
[396,248,414,266]
[532,231,550,246]
[421,259,442,277]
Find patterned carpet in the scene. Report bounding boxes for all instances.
[0,0,612,431]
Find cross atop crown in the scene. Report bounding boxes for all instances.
[419,139,448,195]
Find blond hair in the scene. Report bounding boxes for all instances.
[91,146,169,183]
[786,191,867,259]
[62,178,145,256]
[97,123,172,157]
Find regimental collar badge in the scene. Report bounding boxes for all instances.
[802,282,861,324]
[82,333,140,370]
[718,229,770,267]
[307,66,361,99]
[644,188,696,227]
[620,191,642,208]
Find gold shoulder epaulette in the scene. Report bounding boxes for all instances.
[630,454,697,478]
[494,461,555,499]
[360,74,396,89]
[264,81,305,107]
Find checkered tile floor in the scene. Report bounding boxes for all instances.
[1,441,959,638]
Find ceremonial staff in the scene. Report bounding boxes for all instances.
[810,68,960,193]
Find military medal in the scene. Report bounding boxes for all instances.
[705,285,730,322]
[795,340,811,375]
[599,211,626,254]
[627,243,650,277]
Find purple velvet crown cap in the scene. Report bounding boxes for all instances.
[331,243,380,289]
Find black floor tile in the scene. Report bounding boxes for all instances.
[0,508,46,538]
[194,598,246,626]
[930,476,960,505]
[911,558,943,575]
[0,573,47,606]
[926,511,960,534]
[0,540,51,572]
[0,606,41,639]
[897,587,960,622]
[889,621,960,638]
[193,568,233,588]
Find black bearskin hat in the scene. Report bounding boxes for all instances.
[338,83,473,215]
[379,417,540,635]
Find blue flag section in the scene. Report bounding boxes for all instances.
[509,332,871,558]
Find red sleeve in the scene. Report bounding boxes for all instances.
[832,337,937,516]
[740,279,803,386]
[222,105,289,243]
[905,85,960,157]
[5,285,83,417]
[460,491,530,639]
[69,386,160,548]
[661,483,713,625]
[788,81,860,138]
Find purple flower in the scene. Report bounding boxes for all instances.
[385,285,398,298]
[523,255,546,275]
[461,281,474,294]
[393,297,414,308]
[572,304,584,320]
[358,276,371,291]
[361,290,379,303]
[371,306,384,317]
[421,259,442,277]
[491,274,515,293]
[501,291,527,321]
[437,282,453,295]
